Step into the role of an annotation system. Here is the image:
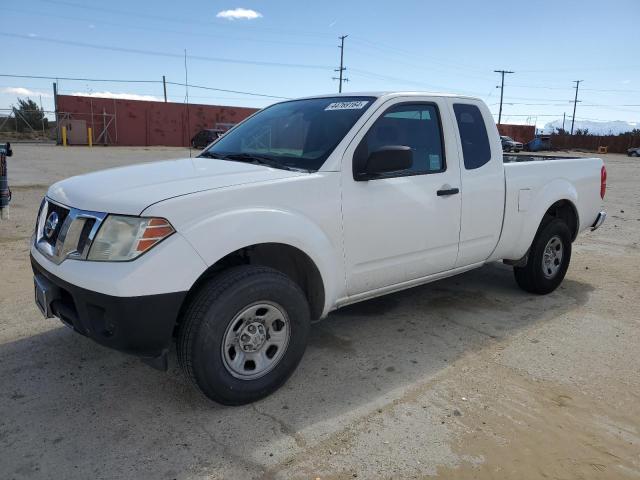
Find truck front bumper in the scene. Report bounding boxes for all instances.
[31,254,186,365]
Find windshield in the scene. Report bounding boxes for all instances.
[201,96,375,171]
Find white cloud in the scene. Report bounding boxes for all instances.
[216,8,262,20]
[1,87,52,98]
[71,91,160,101]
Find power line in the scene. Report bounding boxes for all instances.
[0,74,289,101]
[332,35,349,93]
[570,80,583,135]
[581,87,640,94]
[349,68,484,96]
[165,81,289,100]
[0,32,333,70]
[494,70,514,125]
[517,65,640,73]
[507,83,640,94]
[346,44,496,82]
[0,73,160,83]
[349,36,489,74]
[490,100,640,108]
[4,6,334,50]
[35,0,335,39]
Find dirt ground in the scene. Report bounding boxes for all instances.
[1,144,639,480]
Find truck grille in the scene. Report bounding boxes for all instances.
[42,201,70,247]
[34,198,107,265]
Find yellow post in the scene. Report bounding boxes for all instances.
[87,127,93,147]
[61,126,67,147]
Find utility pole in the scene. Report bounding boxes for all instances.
[39,95,45,135]
[333,35,349,93]
[53,82,60,144]
[562,112,566,133]
[494,69,514,125]
[162,75,167,102]
[570,80,582,135]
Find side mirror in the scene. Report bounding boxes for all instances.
[356,146,413,180]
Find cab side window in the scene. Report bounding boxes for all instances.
[453,103,491,170]
[354,103,445,178]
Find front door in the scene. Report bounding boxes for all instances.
[341,99,462,296]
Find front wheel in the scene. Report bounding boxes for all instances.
[177,266,310,405]
[514,218,572,294]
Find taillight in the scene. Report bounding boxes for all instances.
[600,165,607,199]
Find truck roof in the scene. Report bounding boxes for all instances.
[295,91,483,102]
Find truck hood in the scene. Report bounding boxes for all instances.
[48,157,305,215]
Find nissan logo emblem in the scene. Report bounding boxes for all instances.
[44,211,59,239]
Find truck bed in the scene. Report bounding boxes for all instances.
[492,155,604,262]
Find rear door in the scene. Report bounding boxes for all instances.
[449,100,505,267]
[341,98,462,295]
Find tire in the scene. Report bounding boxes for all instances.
[632,151,639,157]
[514,218,572,295]
[177,265,310,405]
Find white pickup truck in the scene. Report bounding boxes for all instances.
[31,92,606,404]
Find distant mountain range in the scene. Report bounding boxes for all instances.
[542,119,638,135]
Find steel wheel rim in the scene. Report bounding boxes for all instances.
[221,301,291,380]
[542,235,564,279]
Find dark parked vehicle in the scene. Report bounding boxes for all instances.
[628,147,640,157]
[191,129,225,149]
[500,135,523,152]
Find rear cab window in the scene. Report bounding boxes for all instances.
[453,103,491,170]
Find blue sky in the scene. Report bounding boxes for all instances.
[1,0,639,128]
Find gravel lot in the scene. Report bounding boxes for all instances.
[1,144,639,479]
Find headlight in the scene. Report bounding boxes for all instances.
[88,215,175,261]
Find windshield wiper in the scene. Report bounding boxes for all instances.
[197,151,223,159]
[216,153,307,172]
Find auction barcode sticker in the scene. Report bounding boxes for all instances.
[325,101,369,111]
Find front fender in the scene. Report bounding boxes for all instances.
[178,207,343,316]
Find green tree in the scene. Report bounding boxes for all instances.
[12,98,48,133]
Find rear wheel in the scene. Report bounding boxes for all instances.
[177,266,310,405]
[514,218,572,294]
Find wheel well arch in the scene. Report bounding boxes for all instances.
[541,199,579,241]
[182,242,326,322]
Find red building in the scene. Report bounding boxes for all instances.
[497,124,536,144]
[55,95,258,147]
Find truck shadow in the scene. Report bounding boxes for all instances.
[0,262,594,478]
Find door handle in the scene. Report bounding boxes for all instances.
[437,187,459,196]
